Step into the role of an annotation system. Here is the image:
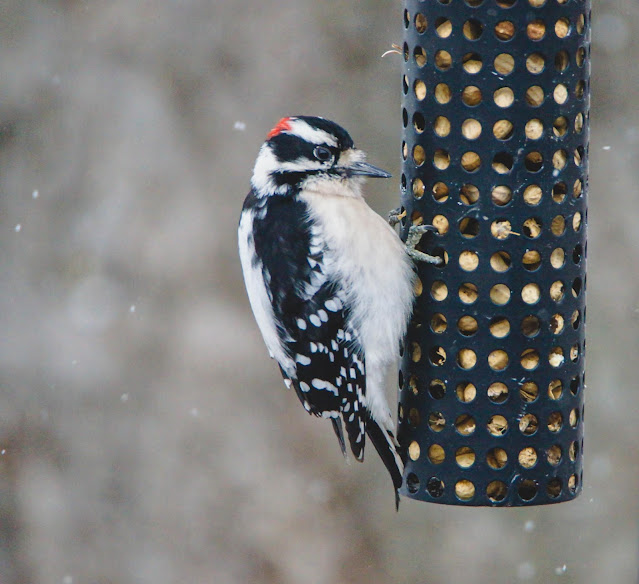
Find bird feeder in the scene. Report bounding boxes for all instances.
[397,0,589,505]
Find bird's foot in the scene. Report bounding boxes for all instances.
[388,207,406,227]
[406,225,443,265]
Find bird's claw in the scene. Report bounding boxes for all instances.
[388,207,406,227]
[406,224,443,265]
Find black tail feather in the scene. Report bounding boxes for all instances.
[366,416,403,509]
[331,417,347,457]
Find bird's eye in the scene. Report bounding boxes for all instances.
[313,146,332,162]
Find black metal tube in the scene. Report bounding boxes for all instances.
[398,0,589,505]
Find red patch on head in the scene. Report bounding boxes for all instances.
[266,117,293,139]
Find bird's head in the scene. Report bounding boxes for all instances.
[251,116,391,198]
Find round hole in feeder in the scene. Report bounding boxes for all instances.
[573,178,583,198]
[570,344,579,363]
[462,119,482,140]
[492,152,513,174]
[432,214,449,234]
[549,346,565,368]
[402,108,408,128]
[522,250,541,271]
[432,181,449,203]
[434,149,450,170]
[525,151,543,172]
[414,46,427,67]
[547,445,562,466]
[576,13,585,34]
[455,414,476,435]
[571,310,581,329]
[569,440,579,461]
[402,75,409,95]
[409,441,421,461]
[521,283,541,305]
[576,46,586,67]
[494,87,514,108]
[462,52,483,74]
[490,251,511,273]
[550,280,565,302]
[497,0,516,6]
[487,481,507,502]
[456,382,476,403]
[414,277,423,297]
[456,447,475,468]
[403,9,410,28]
[547,411,563,433]
[518,479,538,501]
[406,473,420,494]
[463,19,483,40]
[523,217,542,238]
[459,250,479,271]
[408,408,420,429]
[555,50,570,72]
[433,116,450,137]
[402,141,408,160]
[569,408,579,427]
[553,116,568,137]
[555,17,570,38]
[490,283,511,306]
[460,184,480,205]
[487,415,508,436]
[457,348,477,370]
[455,480,475,501]
[493,120,513,141]
[461,152,481,172]
[413,145,426,166]
[488,382,509,403]
[523,185,542,206]
[553,182,567,203]
[435,17,452,38]
[525,85,544,107]
[527,19,546,41]
[520,348,540,370]
[551,215,566,236]
[458,315,478,336]
[435,83,452,104]
[401,174,407,192]
[403,42,409,62]
[573,211,583,232]
[495,21,515,41]
[487,448,508,470]
[553,83,568,104]
[428,444,445,464]
[429,346,447,366]
[494,53,514,75]
[518,447,538,468]
[428,411,446,432]
[520,381,539,402]
[526,53,545,74]
[572,244,582,264]
[411,342,422,363]
[489,317,510,338]
[412,178,425,199]
[435,50,452,70]
[429,379,446,399]
[488,350,509,371]
[462,86,482,106]
[574,145,584,166]
[525,119,543,140]
[415,12,428,33]
[414,79,427,101]
[521,315,540,337]
[570,375,580,395]
[575,113,584,134]
[519,414,539,436]
[529,0,547,6]
[427,477,445,498]
[550,313,564,335]
[411,210,423,226]
[492,185,512,206]
[430,313,448,333]
[413,112,425,133]
[460,217,480,238]
[459,282,478,304]
[466,0,484,6]
[547,478,562,499]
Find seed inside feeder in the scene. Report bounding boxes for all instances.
[487,448,508,469]
[428,443,445,464]
[456,382,477,403]
[456,447,475,468]
[459,283,478,304]
[487,415,508,436]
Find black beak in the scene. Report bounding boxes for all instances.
[346,161,392,179]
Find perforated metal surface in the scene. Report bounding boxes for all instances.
[397,0,589,505]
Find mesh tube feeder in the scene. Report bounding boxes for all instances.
[397,0,589,505]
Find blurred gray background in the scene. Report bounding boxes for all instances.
[0,1,637,583]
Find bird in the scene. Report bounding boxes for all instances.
[238,116,440,506]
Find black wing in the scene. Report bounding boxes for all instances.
[251,194,367,459]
